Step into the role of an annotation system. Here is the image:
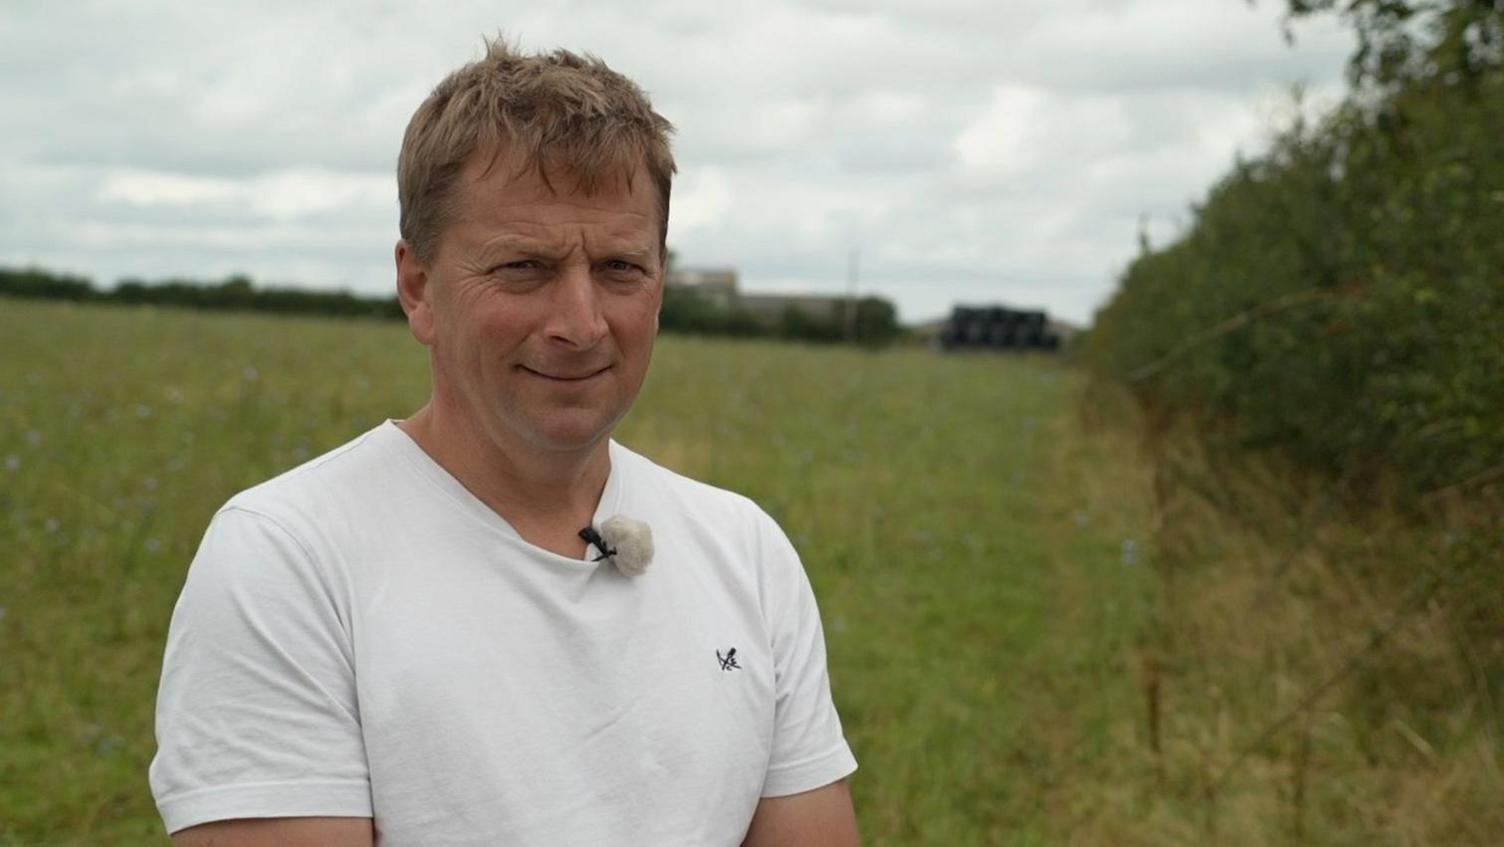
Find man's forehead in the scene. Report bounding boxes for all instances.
[461,146,646,202]
[451,155,655,226]
[467,229,658,257]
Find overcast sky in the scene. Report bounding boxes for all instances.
[1,0,1354,325]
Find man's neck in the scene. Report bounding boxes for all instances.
[397,402,611,558]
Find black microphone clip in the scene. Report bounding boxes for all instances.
[579,526,617,562]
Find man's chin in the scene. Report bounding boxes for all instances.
[511,412,620,455]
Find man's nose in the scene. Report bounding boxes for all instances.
[545,263,608,349]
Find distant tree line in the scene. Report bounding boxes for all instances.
[1085,0,1503,498]
[0,267,404,320]
[658,286,901,346]
[0,265,903,346]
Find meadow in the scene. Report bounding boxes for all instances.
[2,299,1497,845]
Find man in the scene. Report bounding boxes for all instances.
[148,38,860,847]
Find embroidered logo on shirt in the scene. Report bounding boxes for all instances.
[717,648,741,671]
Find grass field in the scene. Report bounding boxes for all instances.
[4,299,1496,845]
[0,299,1157,844]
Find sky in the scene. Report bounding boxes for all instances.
[0,0,1355,326]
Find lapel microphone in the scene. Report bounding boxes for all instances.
[579,526,616,561]
[579,515,654,577]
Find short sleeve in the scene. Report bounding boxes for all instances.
[149,506,372,834]
[756,512,858,797]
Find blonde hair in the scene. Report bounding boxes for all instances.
[397,36,676,260]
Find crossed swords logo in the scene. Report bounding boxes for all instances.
[716,647,740,671]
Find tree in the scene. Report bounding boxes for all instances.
[1275,0,1503,88]
[852,297,900,346]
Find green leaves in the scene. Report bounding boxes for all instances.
[1280,0,1504,89]
[1086,59,1504,497]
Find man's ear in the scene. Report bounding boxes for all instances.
[395,239,436,346]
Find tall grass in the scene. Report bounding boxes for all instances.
[1,300,1155,845]
[9,300,1489,844]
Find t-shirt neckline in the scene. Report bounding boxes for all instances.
[373,419,626,568]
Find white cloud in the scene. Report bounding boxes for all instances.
[96,168,393,221]
[953,85,1050,180]
[97,172,240,208]
[670,166,734,236]
[850,90,925,126]
[0,0,1357,323]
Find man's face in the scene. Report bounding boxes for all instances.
[401,151,665,457]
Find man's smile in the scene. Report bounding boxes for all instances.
[519,364,611,383]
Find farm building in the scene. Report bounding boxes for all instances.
[665,266,739,308]
[736,293,849,325]
[668,266,863,328]
[665,264,900,342]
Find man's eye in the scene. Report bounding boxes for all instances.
[494,260,541,272]
[605,260,643,274]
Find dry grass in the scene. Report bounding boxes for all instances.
[1064,380,1504,845]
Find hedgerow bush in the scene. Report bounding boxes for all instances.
[1086,48,1503,497]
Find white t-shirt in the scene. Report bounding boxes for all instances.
[150,421,856,846]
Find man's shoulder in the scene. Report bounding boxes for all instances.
[611,440,787,546]
[614,441,762,512]
[220,421,397,526]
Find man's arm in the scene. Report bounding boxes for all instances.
[741,780,861,847]
[172,817,373,847]
[151,509,373,834]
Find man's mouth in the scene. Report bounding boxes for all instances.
[520,365,610,383]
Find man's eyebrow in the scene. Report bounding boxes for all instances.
[607,245,657,260]
[470,236,656,258]
[475,235,556,253]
